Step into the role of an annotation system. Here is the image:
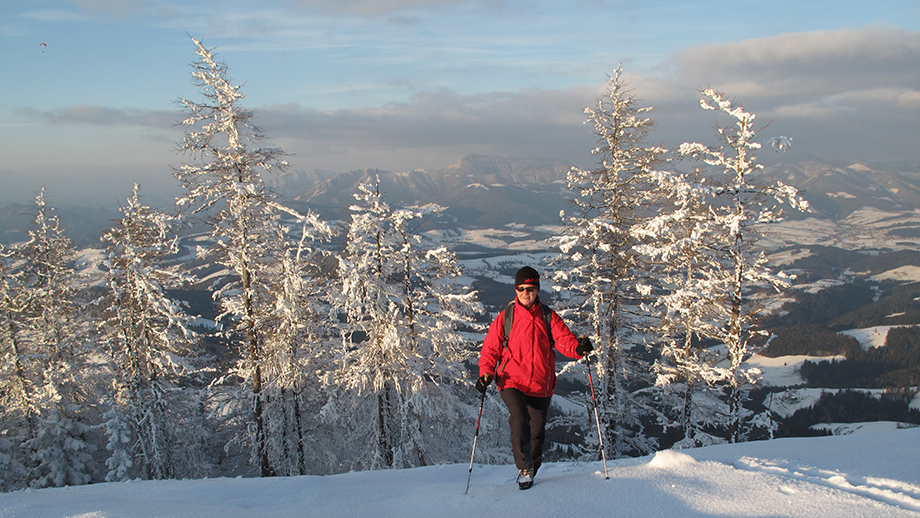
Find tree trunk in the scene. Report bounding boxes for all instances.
[242,267,271,476]
[377,383,394,468]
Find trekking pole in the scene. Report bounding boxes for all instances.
[465,389,487,494]
[584,352,609,479]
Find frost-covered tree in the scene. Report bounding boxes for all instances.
[553,66,667,458]
[97,184,205,481]
[173,37,333,476]
[331,178,482,470]
[0,244,34,489]
[632,167,732,447]
[250,213,338,476]
[12,190,93,488]
[100,405,133,482]
[677,90,808,442]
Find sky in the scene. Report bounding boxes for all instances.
[1,426,919,517]
[1,0,919,207]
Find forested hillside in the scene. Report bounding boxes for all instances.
[760,246,920,388]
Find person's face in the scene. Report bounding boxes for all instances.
[515,284,539,308]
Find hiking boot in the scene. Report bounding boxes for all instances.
[517,467,534,490]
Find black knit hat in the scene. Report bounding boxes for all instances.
[515,266,540,289]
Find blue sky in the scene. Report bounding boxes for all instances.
[1,0,919,207]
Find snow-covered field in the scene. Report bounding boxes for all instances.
[872,266,920,283]
[761,208,920,255]
[2,427,918,518]
[745,354,844,387]
[840,325,916,350]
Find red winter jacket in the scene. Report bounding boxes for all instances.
[478,299,581,398]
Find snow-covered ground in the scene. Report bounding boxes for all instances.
[760,208,920,254]
[812,421,913,435]
[872,266,920,283]
[743,352,920,414]
[745,354,844,387]
[840,325,919,351]
[2,427,918,517]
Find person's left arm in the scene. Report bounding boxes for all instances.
[549,311,582,359]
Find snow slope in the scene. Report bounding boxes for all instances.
[2,428,918,518]
[840,325,918,351]
[744,353,843,387]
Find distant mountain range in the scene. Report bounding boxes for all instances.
[2,154,919,247]
[763,153,920,220]
[0,203,121,248]
[286,153,920,226]
[286,154,574,228]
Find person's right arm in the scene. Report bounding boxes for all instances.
[478,311,506,378]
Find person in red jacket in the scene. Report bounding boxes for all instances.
[476,266,592,490]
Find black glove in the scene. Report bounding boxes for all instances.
[576,335,593,356]
[475,374,492,394]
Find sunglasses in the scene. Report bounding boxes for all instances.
[516,286,538,293]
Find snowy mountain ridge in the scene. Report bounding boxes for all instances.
[287,153,920,225]
[3,154,919,247]
[287,154,573,228]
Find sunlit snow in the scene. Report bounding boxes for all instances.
[744,354,844,387]
[2,428,918,517]
[839,325,917,351]
[872,266,920,283]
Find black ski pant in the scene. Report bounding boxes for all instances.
[500,388,551,472]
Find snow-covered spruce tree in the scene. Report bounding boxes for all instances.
[331,178,482,470]
[552,66,667,458]
[173,37,334,477]
[678,90,808,442]
[100,406,133,483]
[0,245,35,490]
[631,167,733,447]
[14,190,94,488]
[97,184,206,481]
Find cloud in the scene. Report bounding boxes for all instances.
[65,0,146,18]
[30,24,911,173]
[670,26,920,99]
[254,86,599,171]
[7,85,597,177]
[13,105,178,128]
[7,24,918,208]
[283,0,500,17]
[628,26,920,160]
[265,88,587,140]
[19,9,91,22]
